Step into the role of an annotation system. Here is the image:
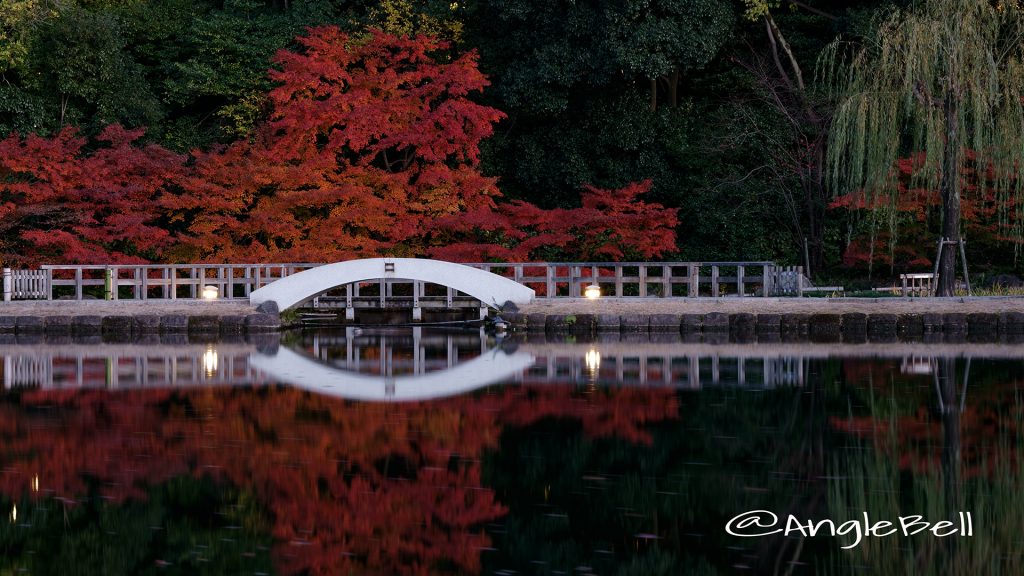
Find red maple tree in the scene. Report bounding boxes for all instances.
[171,27,507,262]
[429,180,679,262]
[170,27,678,263]
[830,151,1023,273]
[2,28,679,266]
[0,125,183,266]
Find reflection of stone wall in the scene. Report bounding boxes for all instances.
[504,311,1024,341]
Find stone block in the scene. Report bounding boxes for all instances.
[72,315,102,335]
[44,315,72,335]
[703,312,729,331]
[133,315,162,334]
[15,316,44,333]
[219,315,246,334]
[620,315,649,332]
[680,314,703,332]
[188,315,221,333]
[595,314,620,332]
[526,313,547,332]
[160,315,189,333]
[755,314,781,333]
[649,314,681,332]
[244,313,280,332]
[943,313,967,332]
[998,312,1024,334]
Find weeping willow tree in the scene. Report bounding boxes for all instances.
[821,0,1024,295]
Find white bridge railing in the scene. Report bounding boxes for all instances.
[2,261,803,302]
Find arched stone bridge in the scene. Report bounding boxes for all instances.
[249,258,535,318]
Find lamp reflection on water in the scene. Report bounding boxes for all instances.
[32,475,38,492]
[584,348,601,383]
[203,346,219,377]
[9,504,15,523]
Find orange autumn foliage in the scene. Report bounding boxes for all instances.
[169,27,679,263]
[0,28,678,267]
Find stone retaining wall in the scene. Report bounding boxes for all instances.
[503,311,1024,342]
[0,313,280,338]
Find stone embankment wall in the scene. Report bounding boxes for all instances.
[0,313,279,339]
[502,311,1024,341]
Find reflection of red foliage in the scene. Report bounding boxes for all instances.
[829,360,1024,478]
[0,385,677,575]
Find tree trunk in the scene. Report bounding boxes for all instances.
[806,141,827,276]
[937,91,961,296]
[667,68,679,108]
[649,78,657,111]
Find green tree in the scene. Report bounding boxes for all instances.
[0,0,47,78]
[27,3,161,131]
[161,0,298,146]
[365,0,465,45]
[822,0,1024,295]
[467,0,734,213]
[606,0,733,110]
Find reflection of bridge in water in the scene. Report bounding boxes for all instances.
[252,329,811,391]
[4,331,1024,400]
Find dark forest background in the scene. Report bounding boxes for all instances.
[2,0,1020,284]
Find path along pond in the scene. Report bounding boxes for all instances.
[1,328,1022,575]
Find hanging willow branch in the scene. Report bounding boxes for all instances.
[818,0,1024,292]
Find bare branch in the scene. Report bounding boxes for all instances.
[767,13,805,92]
[787,1,838,21]
[764,16,796,92]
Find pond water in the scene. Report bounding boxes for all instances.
[1,329,1022,575]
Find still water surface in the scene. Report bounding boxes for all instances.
[1,329,1022,575]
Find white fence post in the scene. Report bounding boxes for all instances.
[2,268,11,302]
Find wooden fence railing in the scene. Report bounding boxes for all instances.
[3,261,803,301]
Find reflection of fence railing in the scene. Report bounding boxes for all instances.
[2,345,261,390]
[519,354,807,389]
[4,335,1008,397]
[3,261,809,301]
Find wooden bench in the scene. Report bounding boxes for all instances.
[900,273,934,296]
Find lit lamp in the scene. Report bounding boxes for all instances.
[202,285,219,300]
[584,283,601,299]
